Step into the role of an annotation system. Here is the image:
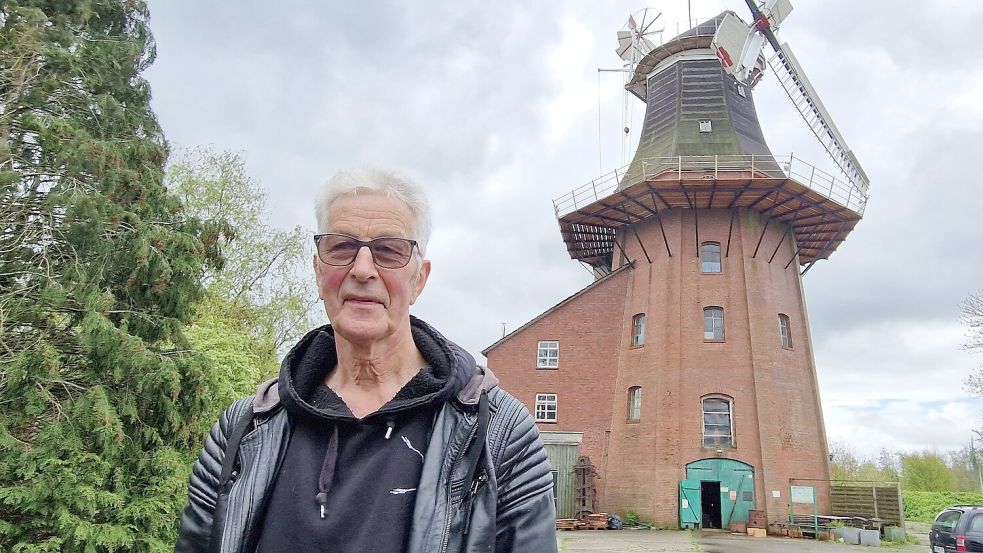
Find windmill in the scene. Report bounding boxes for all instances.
[525,3,873,526]
[711,0,869,196]
[616,8,663,69]
[611,9,664,167]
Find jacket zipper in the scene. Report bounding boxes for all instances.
[439,415,480,553]
[461,471,488,535]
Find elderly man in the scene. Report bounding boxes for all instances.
[175,168,557,553]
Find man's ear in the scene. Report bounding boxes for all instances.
[409,259,431,305]
[313,254,326,300]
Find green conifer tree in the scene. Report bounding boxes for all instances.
[0,2,220,550]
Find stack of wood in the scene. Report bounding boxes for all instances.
[555,519,585,531]
[585,513,608,530]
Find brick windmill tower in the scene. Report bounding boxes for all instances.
[484,0,869,528]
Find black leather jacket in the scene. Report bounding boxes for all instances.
[174,368,558,553]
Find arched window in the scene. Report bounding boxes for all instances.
[704,307,724,341]
[627,386,642,421]
[701,242,721,273]
[778,314,792,348]
[702,396,734,447]
[631,313,646,347]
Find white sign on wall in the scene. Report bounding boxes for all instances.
[790,485,815,504]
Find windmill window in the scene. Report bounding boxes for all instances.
[704,307,725,341]
[701,242,721,273]
[737,84,747,98]
[702,396,734,447]
[537,340,559,369]
[535,393,557,423]
[631,313,646,347]
[627,386,642,421]
[779,313,793,349]
[699,120,712,133]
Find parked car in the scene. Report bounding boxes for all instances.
[931,506,983,552]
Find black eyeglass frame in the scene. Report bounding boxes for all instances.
[313,233,420,269]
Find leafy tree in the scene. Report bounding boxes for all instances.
[902,451,956,492]
[166,147,319,358]
[828,442,898,483]
[0,2,219,551]
[182,294,276,433]
[964,290,983,399]
[946,446,983,493]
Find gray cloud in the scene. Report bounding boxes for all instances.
[144,0,983,454]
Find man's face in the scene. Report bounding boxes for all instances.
[314,193,430,346]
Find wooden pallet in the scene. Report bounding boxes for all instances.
[585,513,609,530]
[556,519,586,531]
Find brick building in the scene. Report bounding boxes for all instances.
[484,12,867,529]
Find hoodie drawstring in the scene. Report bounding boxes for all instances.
[316,418,399,519]
[315,424,340,519]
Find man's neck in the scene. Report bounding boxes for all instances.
[325,328,426,418]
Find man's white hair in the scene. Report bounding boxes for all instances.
[315,167,432,256]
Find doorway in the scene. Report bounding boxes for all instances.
[684,458,755,529]
[701,481,722,529]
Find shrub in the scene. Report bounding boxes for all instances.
[903,491,983,522]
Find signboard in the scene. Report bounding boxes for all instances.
[790,485,815,504]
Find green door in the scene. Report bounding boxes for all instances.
[684,459,755,528]
[543,443,578,518]
[724,468,755,527]
[680,479,702,528]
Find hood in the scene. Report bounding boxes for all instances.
[272,316,479,422]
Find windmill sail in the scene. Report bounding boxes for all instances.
[767,43,870,195]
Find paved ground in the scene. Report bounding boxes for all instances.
[558,529,696,552]
[558,528,927,552]
[697,530,923,552]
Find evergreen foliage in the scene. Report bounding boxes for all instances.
[0,2,219,550]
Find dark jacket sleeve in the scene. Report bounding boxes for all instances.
[174,398,251,553]
[489,391,558,553]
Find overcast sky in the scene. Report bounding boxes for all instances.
[143,0,983,459]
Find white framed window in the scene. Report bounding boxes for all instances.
[627,386,642,421]
[704,307,724,341]
[535,393,557,422]
[778,313,792,349]
[702,396,734,447]
[701,242,721,273]
[537,340,559,368]
[631,313,646,347]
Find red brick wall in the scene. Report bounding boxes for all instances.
[485,269,630,506]
[486,207,831,527]
[603,208,830,525]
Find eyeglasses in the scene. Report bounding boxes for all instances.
[314,233,419,269]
